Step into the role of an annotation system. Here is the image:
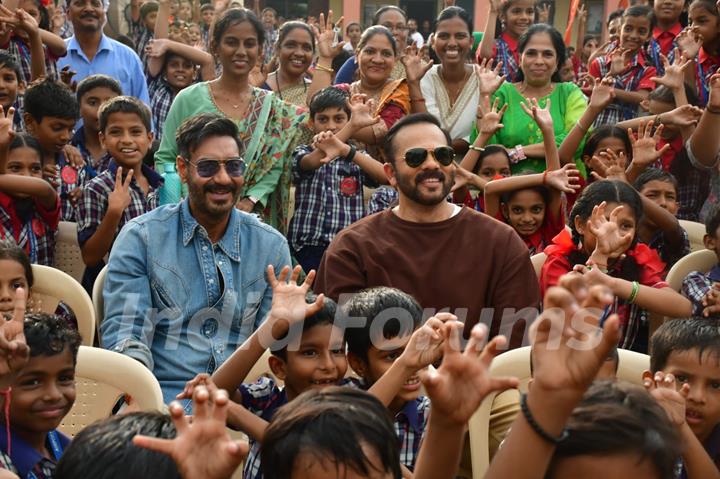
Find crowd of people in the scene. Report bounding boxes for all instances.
[1,0,720,477]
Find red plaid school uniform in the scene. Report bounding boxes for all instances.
[477,32,520,82]
[646,23,681,76]
[589,50,656,126]
[695,47,720,107]
[0,192,59,266]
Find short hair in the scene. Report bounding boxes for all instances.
[55,412,180,479]
[382,112,451,164]
[343,287,422,363]
[650,319,720,372]
[633,168,678,194]
[706,205,720,237]
[140,1,159,19]
[623,4,656,30]
[372,5,407,24]
[271,294,338,360]
[261,6,277,16]
[517,24,566,83]
[309,87,351,118]
[0,239,32,288]
[357,25,397,56]
[548,380,681,479]
[212,8,264,52]
[76,74,122,102]
[98,96,152,133]
[331,49,353,72]
[200,3,214,12]
[0,51,21,84]
[24,313,82,363]
[582,34,598,46]
[649,84,700,107]
[345,21,361,34]
[261,387,402,479]
[116,34,136,50]
[24,78,79,123]
[175,112,243,160]
[608,8,625,25]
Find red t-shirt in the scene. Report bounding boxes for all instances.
[494,207,565,256]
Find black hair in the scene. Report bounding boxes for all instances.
[548,380,681,479]
[608,8,625,25]
[582,34,598,47]
[435,6,473,34]
[343,287,423,363]
[262,387,402,479]
[624,5,657,30]
[346,21,361,34]
[309,87,351,118]
[650,319,720,372]
[24,313,82,362]
[98,96,152,133]
[116,34,136,51]
[55,412,180,479]
[0,51,22,84]
[76,74,123,103]
[175,112,243,160]
[271,294,338,360]
[633,168,678,194]
[0,238,33,287]
[211,8,265,52]
[705,205,720,237]
[648,84,700,107]
[475,145,512,174]
[372,5,407,25]
[200,3,214,11]
[277,21,315,52]
[261,6,276,16]
[383,112,452,164]
[8,133,45,166]
[140,1,159,19]
[24,78,79,123]
[689,0,719,16]
[332,49,353,72]
[357,25,397,56]
[500,176,551,208]
[581,125,632,163]
[516,24,566,83]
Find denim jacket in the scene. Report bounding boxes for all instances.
[101,200,291,403]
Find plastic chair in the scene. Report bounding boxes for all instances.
[665,249,717,292]
[53,221,86,283]
[59,346,164,437]
[530,253,547,279]
[679,220,707,253]
[31,265,95,346]
[92,264,109,328]
[467,346,649,478]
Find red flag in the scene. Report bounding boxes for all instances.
[564,0,582,44]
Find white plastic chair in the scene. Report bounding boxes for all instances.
[665,249,717,292]
[92,264,109,328]
[530,252,547,279]
[53,221,85,283]
[679,219,707,253]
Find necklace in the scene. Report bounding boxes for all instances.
[209,81,252,111]
[439,65,470,105]
[271,70,307,102]
[518,82,554,99]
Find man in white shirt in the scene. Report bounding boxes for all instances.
[408,19,424,48]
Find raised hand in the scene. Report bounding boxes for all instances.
[59,66,77,92]
[651,50,692,91]
[537,2,551,23]
[584,75,615,110]
[396,314,448,372]
[145,38,170,58]
[420,321,519,426]
[708,69,720,110]
[520,97,553,132]
[312,131,349,164]
[314,11,345,60]
[488,0,505,14]
[451,165,484,192]
[476,96,507,135]
[347,94,381,129]
[643,371,689,427]
[63,144,86,169]
[629,120,670,169]
[676,26,703,60]
[589,148,629,182]
[587,201,634,259]
[0,6,39,38]
[544,164,581,193]
[660,104,703,127]
[576,3,587,25]
[401,44,433,83]
[0,287,30,376]
[266,265,325,328]
[609,48,630,76]
[108,167,133,214]
[701,283,720,317]
[0,106,16,148]
[475,58,506,96]
[133,386,249,479]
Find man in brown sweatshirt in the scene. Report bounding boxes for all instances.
[314,113,540,346]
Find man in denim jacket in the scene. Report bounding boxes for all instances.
[101,113,292,403]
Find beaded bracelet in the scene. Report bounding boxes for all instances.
[520,393,569,444]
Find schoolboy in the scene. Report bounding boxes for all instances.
[71,74,123,174]
[76,96,160,290]
[289,87,387,273]
[648,318,720,473]
[199,3,214,46]
[682,206,720,318]
[0,313,81,478]
[0,52,23,131]
[23,78,86,222]
[589,5,657,126]
[129,0,158,65]
[647,0,685,74]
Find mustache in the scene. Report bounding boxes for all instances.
[415,170,445,183]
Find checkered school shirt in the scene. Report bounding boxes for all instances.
[148,76,176,140]
[129,20,154,68]
[682,265,720,318]
[76,160,162,248]
[0,192,59,266]
[4,36,59,84]
[53,151,91,223]
[646,227,690,272]
[675,140,719,222]
[589,50,656,126]
[288,145,375,254]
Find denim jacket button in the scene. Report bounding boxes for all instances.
[202,318,218,338]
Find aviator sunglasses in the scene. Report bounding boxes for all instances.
[402,146,455,168]
[185,157,246,178]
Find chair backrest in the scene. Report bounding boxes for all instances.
[92,264,109,328]
[468,346,649,478]
[53,221,85,283]
[59,346,164,437]
[665,249,717,292]
[679,220,707,253]
[31,265,95,346]
[530,253,546,279]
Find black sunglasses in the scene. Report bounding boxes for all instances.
[185,157,246,178]
[402,146,455,168]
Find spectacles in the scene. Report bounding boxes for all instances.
[382,23,408,32]
[185,157,246,178]
[402,146,455,168]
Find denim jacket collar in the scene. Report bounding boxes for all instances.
[180,200,242,261]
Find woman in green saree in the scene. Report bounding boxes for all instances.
[155,8,306,233]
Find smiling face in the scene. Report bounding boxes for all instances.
[654,0,685,25]
[689,4,720,45]
[503,189,546,237]
[67,0,105,33]
[0,259,29,319]
[608,16,623,42]
[164,54,195,92]
[99,112,152,169]
[582,38,599,59]
[213,20,259,79]
[5,145,44,198]
[620,15,652,52]
[278,27,314,78]
[357,33,396,86]
[79,86,119,134]
[502,0,535,38]
[0,65,19,112]
[520,31,558,86]
[433,16,472,66]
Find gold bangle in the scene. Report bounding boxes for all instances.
[315,63,334,73]
[468,145,484,152]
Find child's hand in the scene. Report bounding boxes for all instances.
[451,165,484,192]
[676,26,703,61]
[43,164,60,188]
[651,50,692,92]
[177,372,217,400]
[708,69,720,111]
[396,314,448,372]
[0,106,16,148]
[520,97,553,132]
[589,148,628,183]
[145,38,170,58]
[701,283,720,317]
[266,265,325,330]
[420,321,519,426]
[476,96,507,135]
[0,6,39,38]
[59,66,78,92]
[643,371,689,427]
[108,167,134,214]
[313,11,344,60]
[0,287,29,376]
[401,44,433,83]
[587,201,634,260]
[347,94,381,130]
[133,386,249,479]
[628,120,670,169]
[576,3,587,25]
[63,144,86,169]
[660,104,703,127]
[609,48,630,76]
[584,75,615,110]
[475,58,506,97]
[488,0,505,14]
[538,2,552,23]
[312,131,349,164]
[545,164,581,193]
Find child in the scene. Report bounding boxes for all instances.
[589,5,657,126]
[682,206,720,318]
[288,87,387,273]
[76,96,160,291]
[573,35,599,79]
[0,313,81,478]
[484,99,579,255]
[0,121,59,267]
[23,78,86,222]
[0,52,23,132]
[476,0,536,82]
[681,0,720,107]
[647,318,720,476]
[541,179,692,352]
[647,0,686,74]
[72,75,123,175]
[129,0,158,66]
[200,3,214,46]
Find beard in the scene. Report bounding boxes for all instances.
[396,168,454,206]
[186,178,242,219]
